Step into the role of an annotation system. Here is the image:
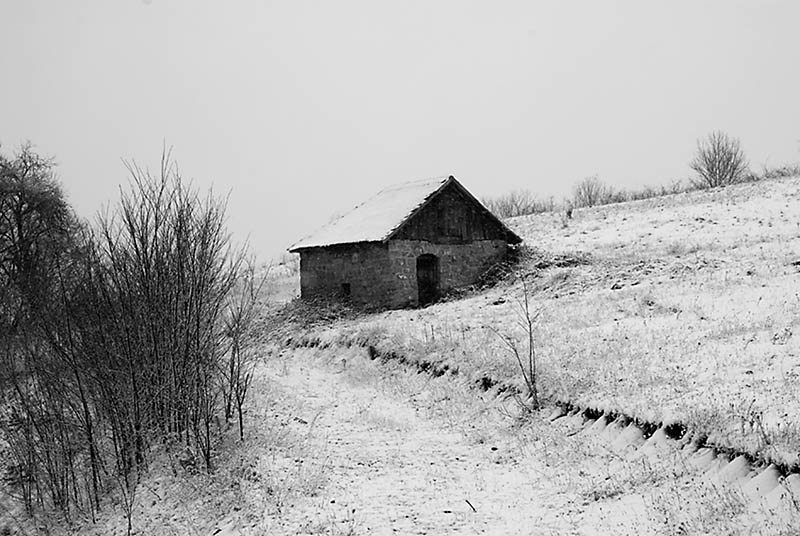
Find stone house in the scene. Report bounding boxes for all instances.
[288,175,522,308]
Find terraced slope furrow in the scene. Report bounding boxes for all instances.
[286,175,800,474]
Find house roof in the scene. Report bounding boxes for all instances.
[288,175,521,252]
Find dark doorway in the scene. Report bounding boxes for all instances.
[416,254,439,306]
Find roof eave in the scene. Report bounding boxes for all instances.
[288,239,385,253]
[288,174,524,251]
[384,175,456,242]
[507,232,523,245]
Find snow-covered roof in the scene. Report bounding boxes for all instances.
[289,176,452,251]
[288,175,521,251]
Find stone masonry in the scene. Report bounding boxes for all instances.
[387,239,509,306]
[291,176,521,309]
[298,242,394,306]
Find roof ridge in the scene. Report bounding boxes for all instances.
[288,174,520,252]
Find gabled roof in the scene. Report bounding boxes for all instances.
[288,175,521,252]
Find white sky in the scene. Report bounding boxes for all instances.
[2,1,799,259]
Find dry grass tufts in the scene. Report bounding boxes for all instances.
[296,175,800,471]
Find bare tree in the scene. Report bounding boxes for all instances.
[0,145,258,530]
[572,175,608,208]
[0,142,74,327]
[489,274,541,411]
[0,144,88,519]
[222,260,268,440]
[690,131,749,188]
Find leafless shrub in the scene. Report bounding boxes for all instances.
[690,131,749,188]
[222,259,268,441]
[489,275,540,411]
[628,179,686,201]
[572,176,610,208]
[487,176,688,218]
[0,146,259,532]
[481,189,555,218]
[760,163,800,180]
[570,176,687,210]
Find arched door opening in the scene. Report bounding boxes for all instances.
[416,254,439,306]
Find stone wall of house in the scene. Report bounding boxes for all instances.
[298,242,393,306]
[387,239,509,306]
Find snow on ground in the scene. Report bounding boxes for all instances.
[254,349,650,535]
[312,175,800,467]
[13,176,800,535]
[71,345,800,534]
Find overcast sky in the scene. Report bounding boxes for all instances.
[3,1,799,259]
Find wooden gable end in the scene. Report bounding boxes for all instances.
[391,181,517,244]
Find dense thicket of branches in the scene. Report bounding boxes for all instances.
[0,147,261,530]
[0,144,84,518]
[0,144,74,332]
[690,131,749,188]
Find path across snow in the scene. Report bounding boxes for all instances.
[252,348,652,535]
[65,345,796,535]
